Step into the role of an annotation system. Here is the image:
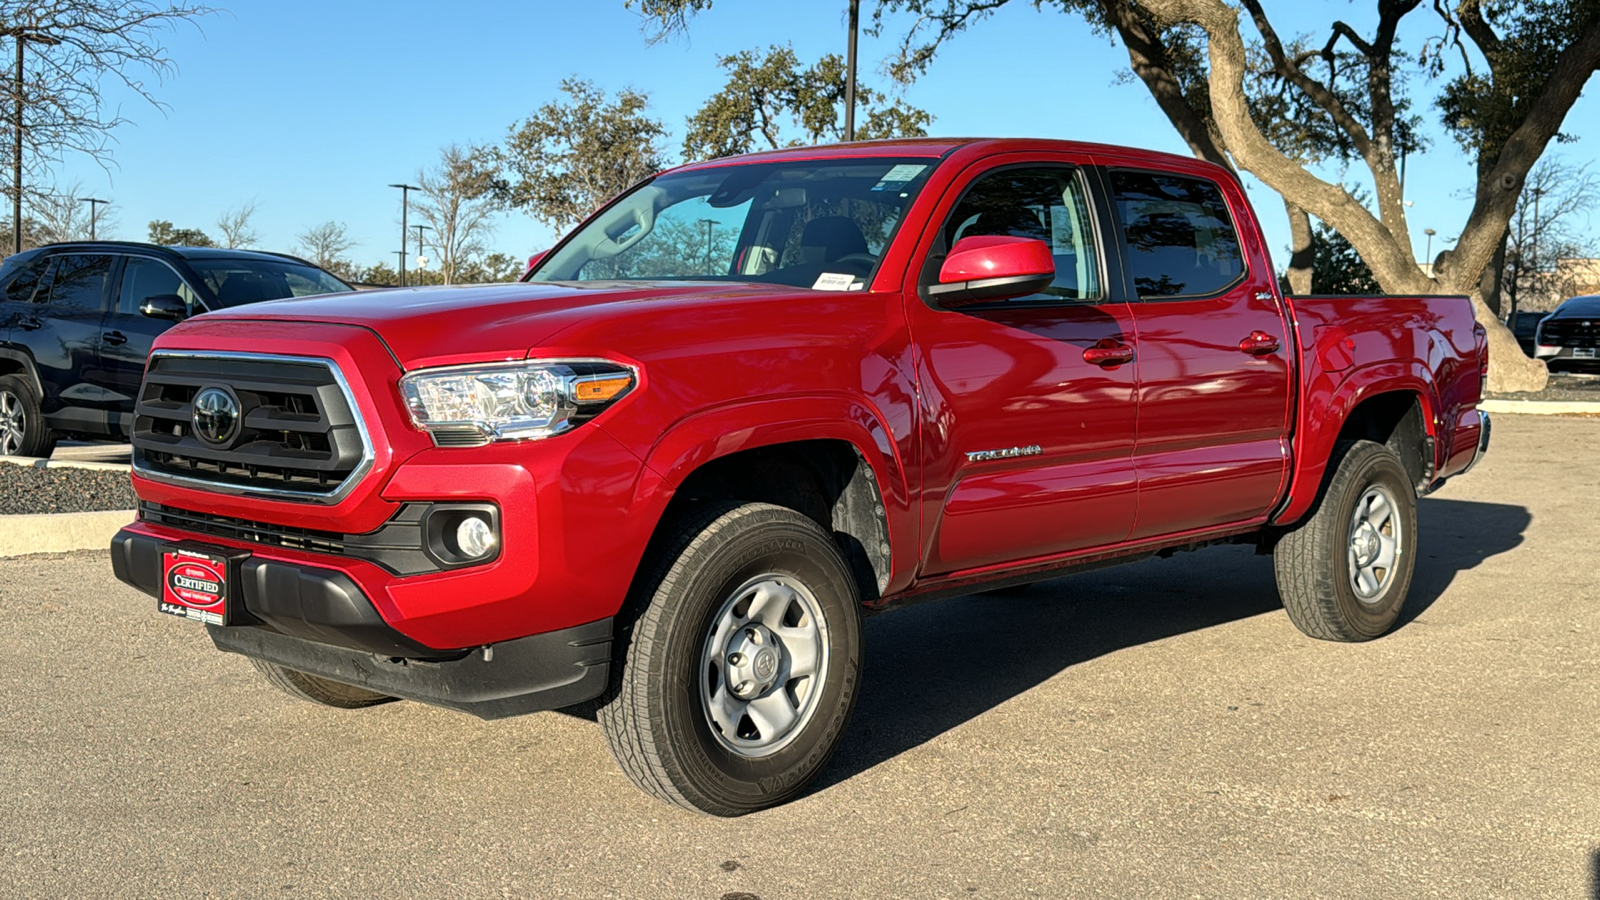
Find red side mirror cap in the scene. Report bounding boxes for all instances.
[929,236,1055,307]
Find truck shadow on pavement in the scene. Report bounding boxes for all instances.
[814,496,1529,792]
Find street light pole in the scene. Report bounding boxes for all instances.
[844,0,859,142]
[81,197,108,240]
[410,224,430,278]
[5,28,60,255]
[1424,228,1436,266]
[387,183,419,286]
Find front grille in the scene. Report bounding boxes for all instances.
[140,502,439,576]
[1540,319,1600,347]
[132,352,371,502]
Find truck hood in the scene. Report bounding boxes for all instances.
[186,281,814,369]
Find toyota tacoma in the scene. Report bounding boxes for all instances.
[111,138,1490,816]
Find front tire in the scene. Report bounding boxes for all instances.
[599,502,863,816]
[1274,440,1417,642]
[248,658,397,709]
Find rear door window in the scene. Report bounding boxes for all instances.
[40,254,113,310]
[1110,170,1244,298]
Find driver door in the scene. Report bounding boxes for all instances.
[903,157,1140,575]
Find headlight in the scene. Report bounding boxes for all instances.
[399,360,635,445]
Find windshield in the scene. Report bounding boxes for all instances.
[190,258,354,308]
[528,156,939,290]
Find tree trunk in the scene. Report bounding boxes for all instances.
[1284,198,1313,295]
[1129,0,1550,395]
[1472,295,1545,394]
[1477,227,1509,318]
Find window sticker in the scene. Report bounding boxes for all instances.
[871,164,928,192]
[812,272,859,291]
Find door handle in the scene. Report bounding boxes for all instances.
[1238,331,1280,356]
[17,316,41,331]
[1083,340,1135,367]
[102,331,128,346]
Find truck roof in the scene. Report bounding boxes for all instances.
[668,137,1233,182]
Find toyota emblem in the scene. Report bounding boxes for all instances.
[191,387,241,446]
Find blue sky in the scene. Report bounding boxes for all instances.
[52,0,1600,273]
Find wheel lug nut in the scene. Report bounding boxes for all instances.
[728,652,744,666]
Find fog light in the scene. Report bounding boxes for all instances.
[456,515,497,559]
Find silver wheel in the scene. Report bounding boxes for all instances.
[699,573,829,758]
[1347,485,1401,602]
[0,389,25,456]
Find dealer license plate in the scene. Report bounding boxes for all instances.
[1573,347,1597,359]
[159,546,235,626]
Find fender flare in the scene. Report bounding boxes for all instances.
[1274,362,1438,526]
[634,393,915,594]
[0,348,43,396]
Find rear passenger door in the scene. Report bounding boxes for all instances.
[1104,166,1293,538]
[22,253,117,435]
[102,255,204,434]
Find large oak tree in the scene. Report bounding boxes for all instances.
[877,0,1600,392]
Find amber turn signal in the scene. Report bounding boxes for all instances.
[573,374,633,404]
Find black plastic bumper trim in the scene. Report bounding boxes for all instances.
[207,617,613,720]
[114,528,438,657]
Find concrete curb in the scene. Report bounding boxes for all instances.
[0,509,133,557]
[0,455,131,473]
[1480,399,1600,415]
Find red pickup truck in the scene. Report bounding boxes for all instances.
[111,138,1489,816]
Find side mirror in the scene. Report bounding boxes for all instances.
[927,236,1055,307]
[524,250,549,276]
[139,294,188,321]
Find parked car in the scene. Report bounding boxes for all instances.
[110,138,1489,816]
[1534,294,1600,370]
[1506,310,1547,356]
[0,242,353,456]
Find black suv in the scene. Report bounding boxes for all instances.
[0,242,353,457]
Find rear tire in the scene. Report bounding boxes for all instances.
[598,502,863,816]
[0,375,55,458]
[249,658,397,709]
[1273,440,1417,642]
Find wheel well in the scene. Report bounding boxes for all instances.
[665,440,891,602]
[1337,391,1431,493]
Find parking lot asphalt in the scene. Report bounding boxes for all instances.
[1,415,1596,899]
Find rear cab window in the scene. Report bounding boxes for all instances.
[1109,170,1245,299]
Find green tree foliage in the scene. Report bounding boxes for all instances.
[338,252,525,288]
[498,78,670,233]
[1434,0,1600,165]
[683,44,932,161]
[147,219,214,247]
[871,0,1600,392]
[1311,223,1381,295]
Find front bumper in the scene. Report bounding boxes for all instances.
[208,617,611,720]
[112,527,612,718]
